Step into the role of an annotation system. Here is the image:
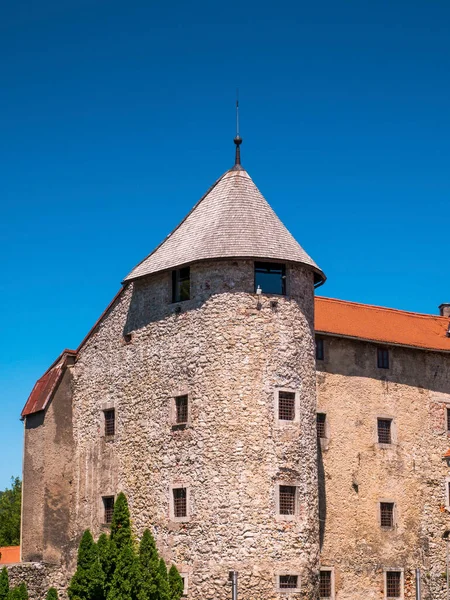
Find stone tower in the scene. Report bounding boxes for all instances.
[21,139,325,599]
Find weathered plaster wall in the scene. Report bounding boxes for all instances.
[317,335,450,600]
[70,259,319,599]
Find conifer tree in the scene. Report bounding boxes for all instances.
[7,583,28,600]
[157,559,170,600]
[45,588,58,600]
[168,565,184,600]
[68,530,104,600]
[109,493,132,553]
[107,544,140,600]
[97,533,112,597]
[137,530,159,600]
[0,567,9,600]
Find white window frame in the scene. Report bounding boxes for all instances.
[384,568,404,600]
[379,499,396,530]
[274,388,300,425]
[376,415,396,447]
[275,572,301,593]
[276,482,300,521]
[319,567,335,600]
[169,484,190,523]
[100,402,116,437]
[445,477,450,511]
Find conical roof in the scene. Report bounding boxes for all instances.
[123,168,325,285]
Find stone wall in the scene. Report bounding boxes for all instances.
[7,562,67,600]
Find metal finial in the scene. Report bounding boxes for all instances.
[233,91,243,169]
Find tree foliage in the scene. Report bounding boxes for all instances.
[6,583,27,600]
[67,530,104,600]
[0,478,21,546]
[107,545,140,600]
[168,566,183,600]
[137,530,159,600]
[157,559,170,600]
[45,589,58,600]
[0,568,9,600]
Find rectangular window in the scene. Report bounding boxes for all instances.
[317,413,326,439]
[377,418,392,444]
[255,262,286,295]
[278,391,296,421]
[173,488,187,518]
[447,407,450,432]
[175,395,189,424]
[180,575,187,596]
[172,267,190,302]
[386,571,402,599]
[278,575,298,590]
[380,502,394,528]
[104,409,115,437]
[377,347,390,369]
[316,337,325,361]
[319,570,332,599]
[279,485,296,515]
[103,496,114,524]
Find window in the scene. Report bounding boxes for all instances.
[319,570,333,599]
[317,413,327,439]
[180,574,188,596]
[175,395,188,424]
[254,262,286,295]
[173,488,187,518]
[316,337,325,361]
[104,409,115,437]
[103,496,114,524]
[172,267,190,302]
[380,502,394,528]
[278,391,295,421]
[123,333,132,344]
[377,347,390,369]
[385,571,402,599]
[278,575,298,590]
[377,418,392,444]
[279,485,296,515]
[447,407,450,432]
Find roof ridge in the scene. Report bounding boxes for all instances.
[316,296,448,321]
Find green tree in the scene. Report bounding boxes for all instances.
[168,565,183,600]
[107,545,140,600]
[110,493,132,553]
[67,530,104,600]
[137,530,159,600]
[45,589,58,600]
[0,478,21,546]
[157,559,170,600]
[97,533,112,597]
[7,583,27,600]
[0,567,9,600]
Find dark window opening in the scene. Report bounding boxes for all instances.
[279,575,298,590]
[173,488,187,518]
[175,395,188,424]
[180,576,187,596]
[377,347,390,369]
[319,571,332,598]
[279,485,296,515]
[377,418,392,444]
[254,262,286,296]
[380,502,394,528]
[103,496,114,524]
[317,413,327,439]
[123,333,132,344]
[447,408,450,432]
[172,267,190,303]
[104,409,115,437]
[316,337,325,361]
[386,571,401,598]
[278,391,295,421]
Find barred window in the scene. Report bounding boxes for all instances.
[316,337,325,361]
[175,395,188,424]
[317,413,326,439]
[380,502,394,528]
[377,418,392,444]
[173,488,187,518]
[104,409,115,437]
[447,407,450,432]
[377,347,389,369]
[278,391,296,421]
[103,496,114,524]
[386,571,401,598]
[319,570,332,598]
[279,575,298,589]
[172,267,190,303]
[279,485,296,515]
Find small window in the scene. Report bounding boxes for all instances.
[173,487,187,518]
[377,418,392,444]
[316,337,325,361]
[279,485,296,515]
[123,333,132,344]
[104,409,115,437]
[278,391,296,421]
[254,262,286,295]
[447,407,450,432]
[447,481,450,508]
[175,395,189,424]
[377,347,389,369]
[103,496,114,524]
[180,575,188,596]
[385,571,402,599]
[278,575,298,590]
[172,267,190,302]
[380,502,394,528]
[317,413,327,439]
[319,570,333,599]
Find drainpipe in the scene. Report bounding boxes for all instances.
[415,568,421,600]
[228,571,238,600]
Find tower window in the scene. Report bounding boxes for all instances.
[316,337,325,361]
[102,496,114,524]
[319,570,333,599]
[278,391,296,421]
[254,262,286,295]
[380,502,395,528]
[173,487,187,518]
[446,407,450,432]
[104,409,115,437]
[175,395,189,424]
[279,485,297,515]
[377,418,392,444]
[172,267,190,302]
[317,413,327,439]
[278,575,298,590]
[385,571,402,599]
[377,347,390,369]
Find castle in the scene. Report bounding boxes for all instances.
[18,136,450,600]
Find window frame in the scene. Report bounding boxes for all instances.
[319,568,335,600]
[379,501,396,529]
[446,406,450,433]
[103,408,116,437]
[445,477,450,511]
[377,417,393,445]
[377,347,390,369]
[274,388,300,425]
[384,569,404,600]
[317,412,327,439]
[172,267,191,303]
[275,573,301,593]
[254,261,287,296]
[169,484,190,522]
[316,337,325,361]
[276,483,299,520]
[102,495,115,525]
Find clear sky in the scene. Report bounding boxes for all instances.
[1,0,449,488]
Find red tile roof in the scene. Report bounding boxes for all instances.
[315,296,450,352]
[0,546,20,564]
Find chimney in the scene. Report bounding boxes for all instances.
[439,303,450,318]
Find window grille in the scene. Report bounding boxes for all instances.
[386,571,401,598]
[103,496,114,524]
[377,347,389,369]
[104,409,115,437]
[447,408,450,432]
[380,502,394,528]
[254,262,286,295]
[279,575,298,589]
[316,338,325,361]
[317,413,326,439]
[173,488,187,518]
[279,485,296,515]
[172,267,190,302]
[319,570,332,598]
[175,395,188,424]
[278,391,295,421]
[377,419,392,444]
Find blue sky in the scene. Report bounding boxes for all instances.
[1,0,449,488]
